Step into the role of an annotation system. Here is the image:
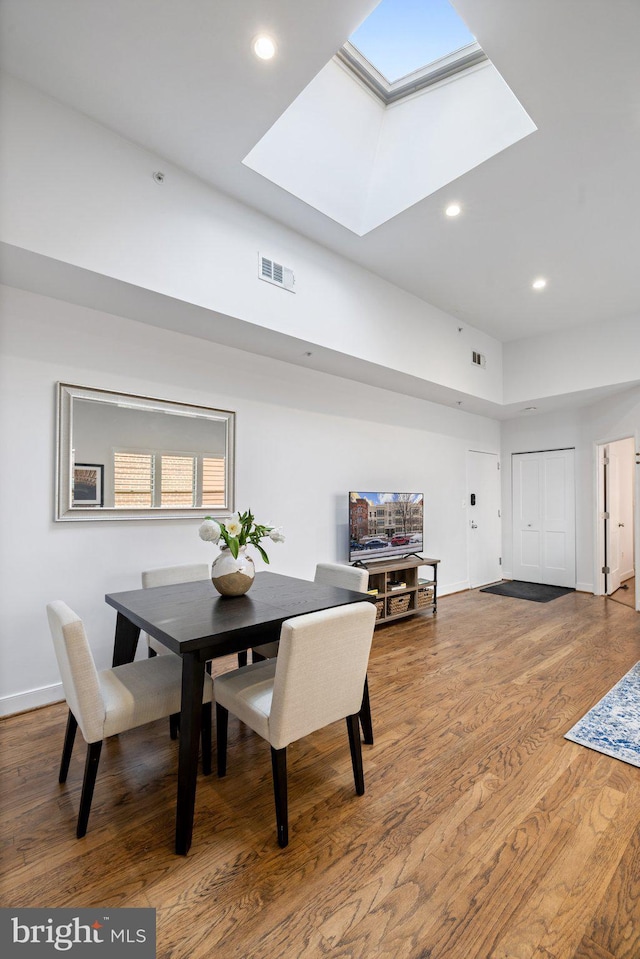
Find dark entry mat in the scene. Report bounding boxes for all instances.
[479,580,575,603]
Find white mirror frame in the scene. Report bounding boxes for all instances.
[56,383,236,521]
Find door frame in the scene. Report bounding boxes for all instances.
[594,431,639,610]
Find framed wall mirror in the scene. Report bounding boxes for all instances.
[56,383,235,521]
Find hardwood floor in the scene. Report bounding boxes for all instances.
[2,589,639,958]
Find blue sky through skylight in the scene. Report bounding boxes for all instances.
[349,0,476,82]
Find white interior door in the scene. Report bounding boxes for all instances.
[636,438,640,612]
[600,437,636,597]
[606,445,623,594]
[467,450,502,588]
[512,449,576,588]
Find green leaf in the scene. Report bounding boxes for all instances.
[228,538,239,559]
[256,544,270,564]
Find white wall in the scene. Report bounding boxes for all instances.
[2,75,634,414]
[0,284,500,715]
[0,73,503,404]
[501,388,640,593]
[503,315,640,405]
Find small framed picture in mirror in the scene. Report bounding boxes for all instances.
[73,463,104,507]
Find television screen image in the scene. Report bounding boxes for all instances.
[349,492,423,564]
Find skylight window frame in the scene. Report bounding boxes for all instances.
[336,40,487,105]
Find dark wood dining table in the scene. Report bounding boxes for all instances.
[105,571,374,854]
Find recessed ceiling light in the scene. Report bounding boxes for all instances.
[252,35,277,60]
[445,203,461,217]
[532,277,547,290]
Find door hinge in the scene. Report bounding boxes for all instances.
[497,461,501,470]
[498,509,501,518]
[602,455,610,465]
[602,566,610,574]
[499,557,502,565]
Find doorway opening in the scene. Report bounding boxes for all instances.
[596,436,637,610]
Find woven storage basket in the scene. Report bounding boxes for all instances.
[388,594,411,615]
[375,600,384,621]
[416,586,434,608]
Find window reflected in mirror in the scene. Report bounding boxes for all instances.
[112,451,225,508]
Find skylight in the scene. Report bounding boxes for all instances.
[243,0,536,235]
[349,0,476,83]
[338,0,484,105]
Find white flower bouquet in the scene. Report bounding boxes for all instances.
[199,509,284,564]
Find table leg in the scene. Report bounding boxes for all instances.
[112,612,141,667]
[175,653,206,855]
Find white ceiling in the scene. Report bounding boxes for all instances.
[1,0,640,347]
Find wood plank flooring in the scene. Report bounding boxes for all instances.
[1,589,639,958]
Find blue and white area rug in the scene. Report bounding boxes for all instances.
[565,661,640,767]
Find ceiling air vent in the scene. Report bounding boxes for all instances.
[258,254,296,293]
[471,350,486,368]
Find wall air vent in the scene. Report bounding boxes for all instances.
[472,350,486,368]
[258,254,296,293]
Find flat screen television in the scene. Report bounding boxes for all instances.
[349,491,424,564]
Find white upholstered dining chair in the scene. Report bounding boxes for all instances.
[214,601,377,847]
[251,562,374,743]
[47,600,213,838]
[142,563,212,739]
[142,562,211,657]
[252,562,369,659]
[142,562,248,666]
[142,562,249,738]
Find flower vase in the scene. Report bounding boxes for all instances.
[211,545,255,596]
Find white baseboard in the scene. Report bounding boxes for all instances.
[439,580,470,596]
[0,682,64,718]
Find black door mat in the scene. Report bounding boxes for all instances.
[479,580,575,603]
